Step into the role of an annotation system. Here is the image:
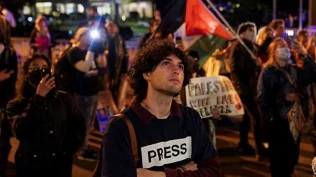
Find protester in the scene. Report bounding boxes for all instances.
[138,19,159,48]
[230,22,266,159]
[0,15,16,177]
[87,6,105,27]
[68,27,107,161]
[96,39,220,177]
[257,38,316,177]
[256,26,274,64]
[0,2,15,28]
[203,41,231,77]
[307,34,316,61]
[297,29,309,48]
[305,34,316,155]
[6,54,86,177]
[104,20,129,113]
[30,15,55,59]
[270,19,286,38]
[270,19,291,45]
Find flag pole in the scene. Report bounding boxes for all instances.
[204,0,258,61]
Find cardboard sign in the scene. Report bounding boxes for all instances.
[185,76,244,119]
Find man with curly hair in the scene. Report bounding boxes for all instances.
[98,39,220,177]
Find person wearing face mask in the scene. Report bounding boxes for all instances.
[230,22,266,160]
[6,54,86,177]
[257,38,316,177]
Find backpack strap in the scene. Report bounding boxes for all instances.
[115,113,139,165]
[91,113,138,177]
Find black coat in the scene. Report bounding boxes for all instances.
[6,92,86,177]
[0,47,17,108]
[257,58,316,121]
[230,39,260,97]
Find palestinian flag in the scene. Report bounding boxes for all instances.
[157,0,234,66]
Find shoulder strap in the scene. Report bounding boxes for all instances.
[115,113,139,165]
[91,113,138,177]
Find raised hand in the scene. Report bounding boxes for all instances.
[36,75,55,97]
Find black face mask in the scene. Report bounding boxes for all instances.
[27,68,51,88]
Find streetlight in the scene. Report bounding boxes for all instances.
[299,0,303,29]
[273,0,277,19]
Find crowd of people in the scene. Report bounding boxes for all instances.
[0,4,316,177]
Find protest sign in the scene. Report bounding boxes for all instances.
[185,76,244,119]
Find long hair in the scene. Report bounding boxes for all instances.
[35,15,48,31]
[256,26,273,46]
[128,39,191,101]
[306,34,316,61]
[263,38,287,68]
[15,54,51,99]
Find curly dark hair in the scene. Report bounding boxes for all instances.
[128,39,191,101]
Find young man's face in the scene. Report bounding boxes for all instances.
[275,23,285,37]
[298,33,309,46]
[144,54,184,96]
[242,26,255,42]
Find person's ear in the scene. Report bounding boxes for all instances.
[143,72,151,81]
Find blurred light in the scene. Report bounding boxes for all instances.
[286,29,294,36]
[49,17,53,22]
[78,4,84,13]
[122,15,126,21]
[228,1,232,5]
[68,30,73,35]
[90,30,100,39]
[27,17,33,22]
[230,9,234,13]
[236,4,240,8]
[66,3,75,14]
[23,5,31,15]
[219,7,224,11]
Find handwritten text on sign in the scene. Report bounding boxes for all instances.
[185,76,244,118]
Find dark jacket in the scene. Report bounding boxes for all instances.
[230,39,260,97]
[257,37,273,64]
[257,58,316,121]
[0,47,17,108]
[101,100,220,177]
[6,92,86,177]
[105,33,129,86]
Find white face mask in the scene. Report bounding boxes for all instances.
[243,30,256,42]
[275,47,291,67]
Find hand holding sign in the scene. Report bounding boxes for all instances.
[211,108,221,120]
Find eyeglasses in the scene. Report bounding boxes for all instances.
[28,66,49,73]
